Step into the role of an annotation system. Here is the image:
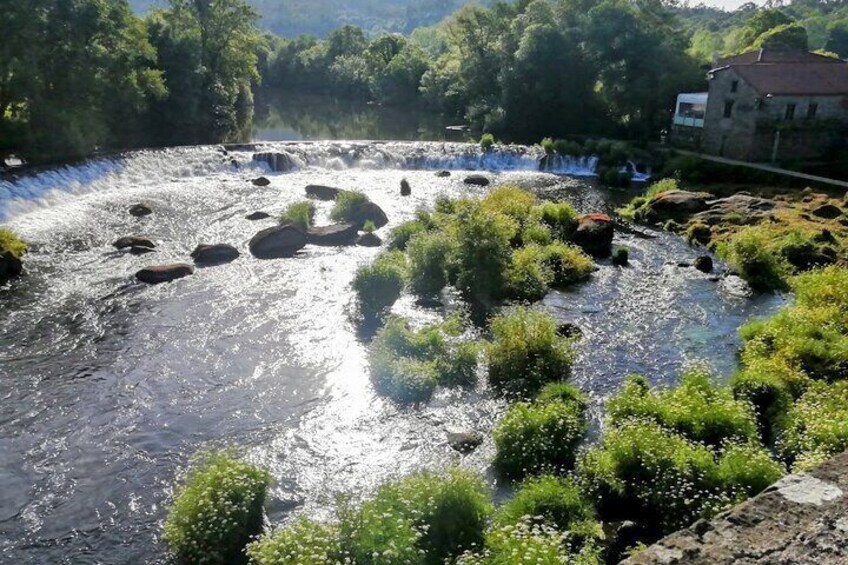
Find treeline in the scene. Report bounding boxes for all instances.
[1,0,261,163]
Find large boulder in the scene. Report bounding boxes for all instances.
[130,246,156,256]
[307,224,359,246]
[249,225,307,259]
[306,185,346,201]
[253,151,299,172]
[129,204,152,217]
[344,200,389,229]
[114,236,156,250]
[136,264,194,285]
[191,244,240,266]
[0,251,23,283]
[571,213,614,258]
[646,190,712,220]
[464,174,490,186]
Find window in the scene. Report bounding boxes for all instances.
[731,80,739,93]
[723,100,734,118]
[807,103,818,119]
[785,103,796,120]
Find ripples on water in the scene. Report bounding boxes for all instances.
[0,143,785,563]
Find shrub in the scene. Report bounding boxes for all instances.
[645,178,679,198]
[536,382,588,411]
[247,518,342,565]
[493,398,587,481]
[506,245,553,302]
[389,220,428,251]
[612,246,629,266]
[0,228,26,257]
[363,220,376,233]
[481,185,536,225]
[369,317,478,403]
[718,226,792,291]
[163,452,271,565]
[554,139,582,157]
[495,475,595,531]
[540,137,555,155]
[279,200,315,230]
[407,231,454,298]
[487,307,576,397]
[686,222,712,246]
[339,492,423,565]
[731,362,796,443]
[480,133,496,152]
[777,380,848,471]
[330,190,370,223]
[535,202,579,241]
[352,251,407,318]
[717,443,785,496]
[541,243,594,287]
[521,221,554,246]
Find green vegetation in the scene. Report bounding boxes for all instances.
[536,202,579,242]
[388,220,429,251]
[163,452,271,565]
[362,220,376,233]
[0,228,27,258]
[777,381,848,471]
[407,232,454,298]
[368,317,478,403]
[279,200,315,230]
[480,133,496,152]
[493,388,588,481]
[494,475,595,532]
[612,246,629,267]
[352,251,407,318]
[487,307,576,397]
[330,191,370,223]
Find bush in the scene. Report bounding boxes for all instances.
[352,251,407,318]
[0,227,26,257]
[480,133,496,152]
[495,475,595,531]
[363,220,376,233]
[717,443,786,496]
[279,200,315,230]
[481,185,536,225]
[407,232,454,298]
[487,307,576,397]
[536,382,588,411]
[777,380,848,471]
[686,222,712,246]
[541,243,594,287]
[369,317,478,403]
[163,452,271,565]
[540,137,555,155]
[607,370,760,447]
[535,202,579,241]
[506,245,553,302]
[330,190,370,223]
[731,362,796,443]
[339,492,424,565]
[718,227,792,291]
[389,220,428,251]
[493,397,587,481]
[612,246,629,266]
[247,518,342,565]
[554,139,582,157]
[521,221,554,246]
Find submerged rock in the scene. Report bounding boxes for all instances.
[0,251,23,283]
[136,264,194,284]
[464,174,490,186]
[694,256,714,273]
[357,232,383,247]
[249,225,307,259]
[305,185,345,201]
[129,204,152,217]
[253,151,298,172]
[572,214,614,258]
[306,224,359,246]
[400,179,412,196]
[252,177,271,187]
[245,211,271,221]
[435,170,451,178]
[114,236,156,250]
[447,432,483,454]
[191,244,240,266]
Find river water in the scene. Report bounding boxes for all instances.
[0,142,784,564]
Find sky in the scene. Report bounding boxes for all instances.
[687,0,765,11]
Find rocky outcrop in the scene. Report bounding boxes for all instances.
[401,179,412,196]
[464,174,490,187]
[693,194,781,226]
[252,177,271,187]
[253,151,299,172]
[306,185,345,201]
[357,232,383,247]
[114,236,156,250]
[447,432,483,454]
[571,214,614,258]
[0,251,23,283]
[191,244,240,266]
[646,190,712,220]
[306,224,359,246]
[246,211,271,221]
[249,225,307,259]
[136,264,194,284]
[129,204,152,217]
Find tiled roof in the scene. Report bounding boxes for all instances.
[713,48,848,96]
[716,49,843,67]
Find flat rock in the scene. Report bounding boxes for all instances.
[464,174,490,186]
[249,225,307,259]
[306,185,346,201]
[306,224,359,246]
[191,243,240,266]
[252,177,271,187]
[246,211,271,221]
[136,264,194,285]
[129,204,152,217]
[447,432,483,454]
[114,236,156,250]
[694,194,781,225]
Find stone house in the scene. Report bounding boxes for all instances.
[671,48,848,162]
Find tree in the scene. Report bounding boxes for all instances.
[825,21,848,58]
[754,22,810,51]
[737,8,794,50]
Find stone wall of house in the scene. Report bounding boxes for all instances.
[702,68,759,160]
[620,451,848,565]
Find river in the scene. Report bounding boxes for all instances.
[0,142,784,564]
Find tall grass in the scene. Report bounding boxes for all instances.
[0,227,26,257]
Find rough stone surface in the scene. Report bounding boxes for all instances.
[306,185,345,201]
[694,256,714,273]
[464,174,490,186]
[191,243,240,266]
[136,264,194,284]
[622,451,848,565]
[129,246,156,256]
[114,236,156,250]
[647,191,712,220]
[572,213,614,258]
[344,200,389,229]
[306,223,359,246]
[249,225,307,259]
[693,194,783,226]
[400,179,412,196]
[435,170,451,178]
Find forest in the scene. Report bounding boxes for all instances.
[3,0,848,163]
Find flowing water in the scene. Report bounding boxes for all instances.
[0,142,784,564]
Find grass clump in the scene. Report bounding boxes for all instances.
[389,219,429,251]
[0,228,26,258]
[493,394,588,481]
[330,190,369,223]
[776,380,848,471]
[495,475,595,532]
[535,202,579,242]
[505,243,594,302]
[369,317,478,403]
[352,251,407,318]
[279,200,315,230]
[247,517,341,565]
[481,185,536,226]
[163,452,271,565]
[407,231,454,298]
[487,307,576,397]
[480,133,496,152]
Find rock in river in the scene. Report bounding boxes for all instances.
[129,204,152,217]
[435,170,451,178]
[345,200,389,229]
[249,225,308,259]
[646,190,712,220]
[114,236,156,250]
[694,256,714,273]
[357,232,383,247]
[253,151,299,172]
[464,174,490,186]
[0,251,23,283]
[448,432,483,454]
[400,179,412,196]
[812,204,843,220]
[305,185,345,201]
[246,211,271,221]
[191,244,240,266]
[130,246,156,256]
[571,213,614,258]
[306,224,359,246]
[136,264,194,284]
[252,177,271,187]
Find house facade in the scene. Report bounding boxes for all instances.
[671,48,848,162]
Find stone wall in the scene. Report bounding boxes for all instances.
[621,451,848,565]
